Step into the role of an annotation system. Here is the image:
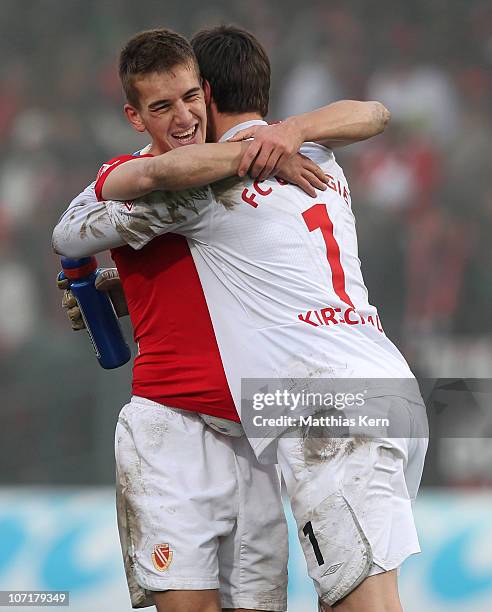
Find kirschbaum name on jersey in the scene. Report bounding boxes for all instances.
[298,305,384,332]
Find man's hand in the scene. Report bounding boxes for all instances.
[229,101,392,178]
[276,153,328,198]
[57,268,128,331]
[229,119,304,180]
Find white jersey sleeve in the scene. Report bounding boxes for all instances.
[52,182,215,258]
[52,182,125,258]
[104,185,214,249]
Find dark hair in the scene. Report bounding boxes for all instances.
[119,28,200,108]
[191,25,270,117]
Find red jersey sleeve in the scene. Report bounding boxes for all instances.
[94,154,153,201]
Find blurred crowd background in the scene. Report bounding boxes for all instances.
[0,0,491,488]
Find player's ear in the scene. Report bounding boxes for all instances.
[203,79,212,106]
[124,104,146,133]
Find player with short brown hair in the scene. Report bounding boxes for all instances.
[119,28,200,110]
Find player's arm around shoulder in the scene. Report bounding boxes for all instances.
[299,99,391,148]
[228,100,390,186]
[100,142,251,201]
[230,100,391,176]
[98,142,334,248]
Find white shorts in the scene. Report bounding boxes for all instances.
[277,396,428,607]
[115,396,288,610]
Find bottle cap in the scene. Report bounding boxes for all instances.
[61,256,98,280]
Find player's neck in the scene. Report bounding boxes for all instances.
[213,112,263,142]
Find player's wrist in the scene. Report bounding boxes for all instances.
[282,116,306,154]
[284,115,305,151]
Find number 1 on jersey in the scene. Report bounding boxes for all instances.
[302,203,354,308]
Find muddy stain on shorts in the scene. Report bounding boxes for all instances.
[252,584,287,610]
[144,417,168,449]
[302,414,371,465]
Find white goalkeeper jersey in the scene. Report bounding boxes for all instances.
[55,120,420,460]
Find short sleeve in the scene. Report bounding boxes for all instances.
[94,154,153,201]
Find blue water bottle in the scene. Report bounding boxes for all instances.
[59,256,131,369]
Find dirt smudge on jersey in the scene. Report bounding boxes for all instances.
[210,176,243,209]
[139,187,208,222]
[79,207,113,240]
[112,211,159,244]
[108,186,209,243]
